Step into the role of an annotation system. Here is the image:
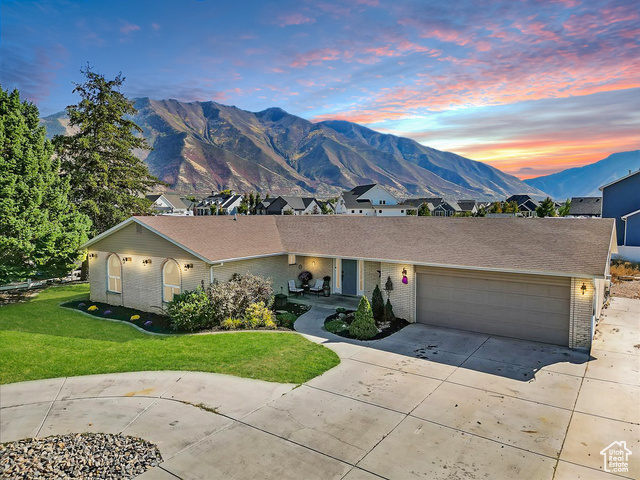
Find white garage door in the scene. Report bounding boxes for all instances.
[416,267,571,346]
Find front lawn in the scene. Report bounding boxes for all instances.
[0,284,339,385]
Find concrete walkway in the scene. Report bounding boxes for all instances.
[1,298,638,479]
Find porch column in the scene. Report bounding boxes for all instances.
[333,258,342,294]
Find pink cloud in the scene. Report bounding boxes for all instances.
[151,23,160,31]
[278,12,315,27]
[289,48,341,68]
[119,22,140,34]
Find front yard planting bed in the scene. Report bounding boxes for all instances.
[0,284,339,385]
[62,299,173,334]
[324,310,409,340]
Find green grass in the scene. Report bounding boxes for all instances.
[0,284,339,385]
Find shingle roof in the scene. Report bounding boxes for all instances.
[569,197,602,216]
[349,184,377,196]
[341,192,373,209]
[86,216,614,278]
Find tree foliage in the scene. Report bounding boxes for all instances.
[536,197,557,218]
[558,199,571,217]
[371,284,385,321]
[383,298,396,323]
[0,87,90,283]
[349,296,378,340]
[53,65,162,235]
[418,203,432,216]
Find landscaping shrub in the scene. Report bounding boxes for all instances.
[276,312,297,329]
[349,296,378,340]
[208,273,273,324]
[220,318,244,330]
[383,298,396,323]
[166,287,214,332]
[371,285,384,321]
[244,301,276,329]
[611,259,640,282]
[336,307,347,314]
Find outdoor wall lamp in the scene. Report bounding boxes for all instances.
[88,253,96,259]
[142,259,152,266]
[184,263,194,270]
[581,282,587,295]
[122,257,132,263]
[402,268,408,284]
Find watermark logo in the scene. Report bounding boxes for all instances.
[600,441,632,473]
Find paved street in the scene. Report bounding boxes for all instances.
[1,298,638,479]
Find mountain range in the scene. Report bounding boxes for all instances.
[524,150,640,199]
[43,98,548,199]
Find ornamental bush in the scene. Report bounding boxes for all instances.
[208,273,273,324]
[276,312,297,329]
[371,284,384,321]
[220,318,244,330]
[383,298,396,323]
[244,301,276,329]
[166,287,214,332]
[349,296,378,340]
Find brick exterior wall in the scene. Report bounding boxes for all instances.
[364,261,381,300]
[88,252,208,314]
[380,262,416,323]
[569,277,595,350]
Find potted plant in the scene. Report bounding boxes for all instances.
[322,276,331,297]
[298,270,312,288]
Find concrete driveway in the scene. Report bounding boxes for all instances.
[1,298,638,479]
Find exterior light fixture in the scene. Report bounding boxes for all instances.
[142,259,152,266]
[402,268,408,284]
[184,263,194,270]
[88,253,96,259]
[122,257,132,263]
[581,283,587,295]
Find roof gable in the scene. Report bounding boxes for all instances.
[599,169,640,191]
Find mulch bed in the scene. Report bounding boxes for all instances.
[324,310,409,340]
[62,300,173,334]
[0,433,162,479]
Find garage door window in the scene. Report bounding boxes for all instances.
[163,260,181,302]
[107,254,122,293]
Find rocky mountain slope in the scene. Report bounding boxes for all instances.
[524,151,640,198]
[43,98,547,199]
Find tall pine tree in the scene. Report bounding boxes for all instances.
[54,65,162,235]
[0,87,90,284]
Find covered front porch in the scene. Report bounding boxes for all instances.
[287,293,361,310]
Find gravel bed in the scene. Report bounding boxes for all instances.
[0,433,162,479]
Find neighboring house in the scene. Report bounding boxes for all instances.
[432,201,461,217]
[265,196,321,215]
[456,200,479,216]
[599,170,640,254]
[403,198,438,214]
[83,215,616,350]
[568,197,602,217]
[146,194,192,216]
[336,184,414,216]
[622,210,640,247]
[195,192,244,216]
[255,199,273,215]
[506,194,539,217]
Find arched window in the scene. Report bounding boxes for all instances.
[107,254,122,293]
[163,260,181,302]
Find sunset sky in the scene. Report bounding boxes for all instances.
[2,0,638,178]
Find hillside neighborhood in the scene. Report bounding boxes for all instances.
[2,0,639,479]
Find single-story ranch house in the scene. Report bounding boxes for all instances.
[83,216,617,350]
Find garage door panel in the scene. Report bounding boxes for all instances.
[416,270,570,346]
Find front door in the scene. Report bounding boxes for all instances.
[342,259,357,296]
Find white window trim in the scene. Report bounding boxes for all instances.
[107,254,122,294]
[163,259,181,302]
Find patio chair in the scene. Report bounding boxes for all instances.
[288,280,304,297]
[309,278,324,296]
